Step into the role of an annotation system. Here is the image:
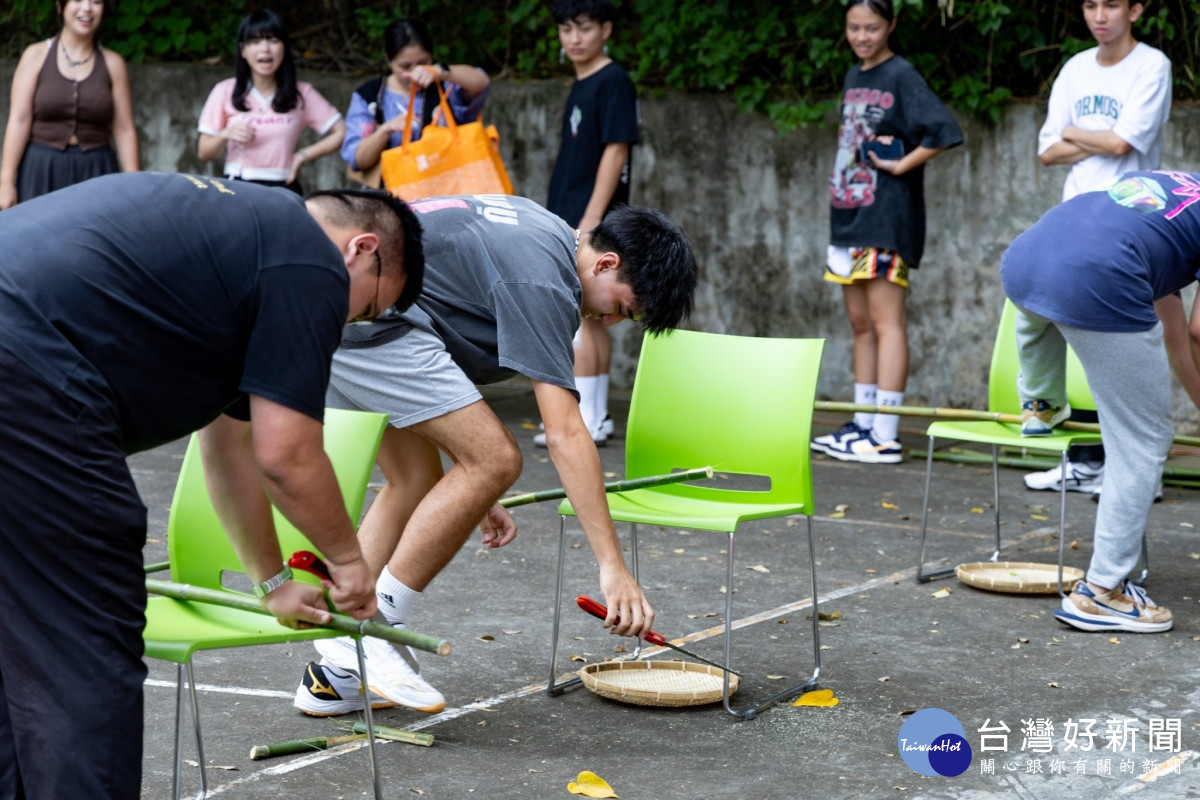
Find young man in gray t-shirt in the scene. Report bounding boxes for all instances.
[292,195,698,716]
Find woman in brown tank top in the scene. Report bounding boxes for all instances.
[0,0,138,209]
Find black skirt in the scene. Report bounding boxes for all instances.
[16,141,119,203]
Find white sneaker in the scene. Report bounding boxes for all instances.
[1023,462,1102,493]
[1091,481,1164,504]
[293,661,398,716]
[314,635,445,713]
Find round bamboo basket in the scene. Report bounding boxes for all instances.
[579,660,739,707]
[956,561,1083,595]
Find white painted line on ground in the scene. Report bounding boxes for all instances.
[143,678,293,699]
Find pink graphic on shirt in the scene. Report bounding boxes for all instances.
[411,198,471,214]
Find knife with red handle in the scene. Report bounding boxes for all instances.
[576,595,741,676]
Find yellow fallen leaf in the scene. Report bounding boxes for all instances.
[1031,514,1049,521]
[568,771,619,798]
[765,674,787,680]
[881,501,898,509]
[970,507,983,514]
[673,548,686,554]
[520,422,538,430]
[603,471,617,478]
[747,564,770,573]
[792,688,839,707]
[864,568,877,574]
[1109,637,1121,645]
[931,588,950,598]
[828,510,846,519]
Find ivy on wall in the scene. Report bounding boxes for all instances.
[2,0,1194,129]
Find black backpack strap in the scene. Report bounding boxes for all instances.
[354,76,387,125]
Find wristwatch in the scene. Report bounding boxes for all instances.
[252,565,293,598]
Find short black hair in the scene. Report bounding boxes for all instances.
[588,205,698,336]
[845,0,895,23]
[550,0,615,25]
[304,189,425,314]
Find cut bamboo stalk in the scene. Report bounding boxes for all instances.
[352,722,434,747]
[250,733,366,760]
[815,401,1200,448]
[145,577,451,656]
[499,466,714,509]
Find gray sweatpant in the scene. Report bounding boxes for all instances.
[1014,306,1172,589]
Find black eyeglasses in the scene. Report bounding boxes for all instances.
[351,252,382,323]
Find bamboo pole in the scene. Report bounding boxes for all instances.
[250,733,367,760]
[352,722,434,747]
[814,401,1200,448]
[145,577,452,656]
[915,447,1200,489]
[499,466,715,509]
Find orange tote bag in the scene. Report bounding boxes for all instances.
[380,82,513,201]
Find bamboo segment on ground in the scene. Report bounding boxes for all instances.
[250,733,366,760]
[145,577,452,656]
[499,466,715,509]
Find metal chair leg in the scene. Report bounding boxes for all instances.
[989,443,1001,561]
[1056,451,1071,599]
[547,514,581,696]
[723,517,821,720]
[629,523,643,661]
[1132,536,1150,586]
[353,627,382,800]
[917,435,954,582]
[171,660,208,800]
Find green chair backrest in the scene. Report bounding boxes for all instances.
[622,329,824,513]
[987,300,1095,415]
[166,408,387,590]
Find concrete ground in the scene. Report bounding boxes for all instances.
[134,383,1200,799]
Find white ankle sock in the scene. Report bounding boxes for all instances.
[375,567,422,626]
[595,374,610,426]
[576,375,600,431]
[873,390,904,443]
[854,383,877,429]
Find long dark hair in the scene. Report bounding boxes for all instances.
[232,9,300,113]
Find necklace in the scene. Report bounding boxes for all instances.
[61,43,94,69]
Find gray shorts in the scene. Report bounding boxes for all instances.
[327,324,482,429]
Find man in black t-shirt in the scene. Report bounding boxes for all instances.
[0,173,422,799]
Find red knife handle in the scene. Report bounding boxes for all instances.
[288,550,331,582]
[575,595,666,646]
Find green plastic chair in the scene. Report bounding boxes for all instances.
[547,330,826,720]
[916,301,1104,594]
[143,408,387,800]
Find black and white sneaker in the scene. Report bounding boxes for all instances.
[811,421,869,455]
[292,661,398,717]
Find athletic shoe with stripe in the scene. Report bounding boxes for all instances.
[1054,579,1173,633]
[314,635,445,713]
[1020,400,1071,437]
[810,420,869,455]
[293,661,398,716]
[1023,461,1102,493]
[824,428,903,464]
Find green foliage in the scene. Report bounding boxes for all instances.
[3,0,1199,130]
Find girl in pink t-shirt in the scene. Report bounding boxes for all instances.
[198,9,344,194]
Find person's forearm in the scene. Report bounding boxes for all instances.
[441,64,489,96]
[352,125,394,170]
[113,123,139,172]
[579,143,629,232]
[197,132,226,162]
[1038,140,1088,166]
[889,145,945,176]
[198,416,287,584]
[0,117,30,189]
[545,427,627,571]
[301,120,345,162]
[1062,126,1131,157]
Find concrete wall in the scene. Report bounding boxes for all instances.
[4,63,1199,429]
